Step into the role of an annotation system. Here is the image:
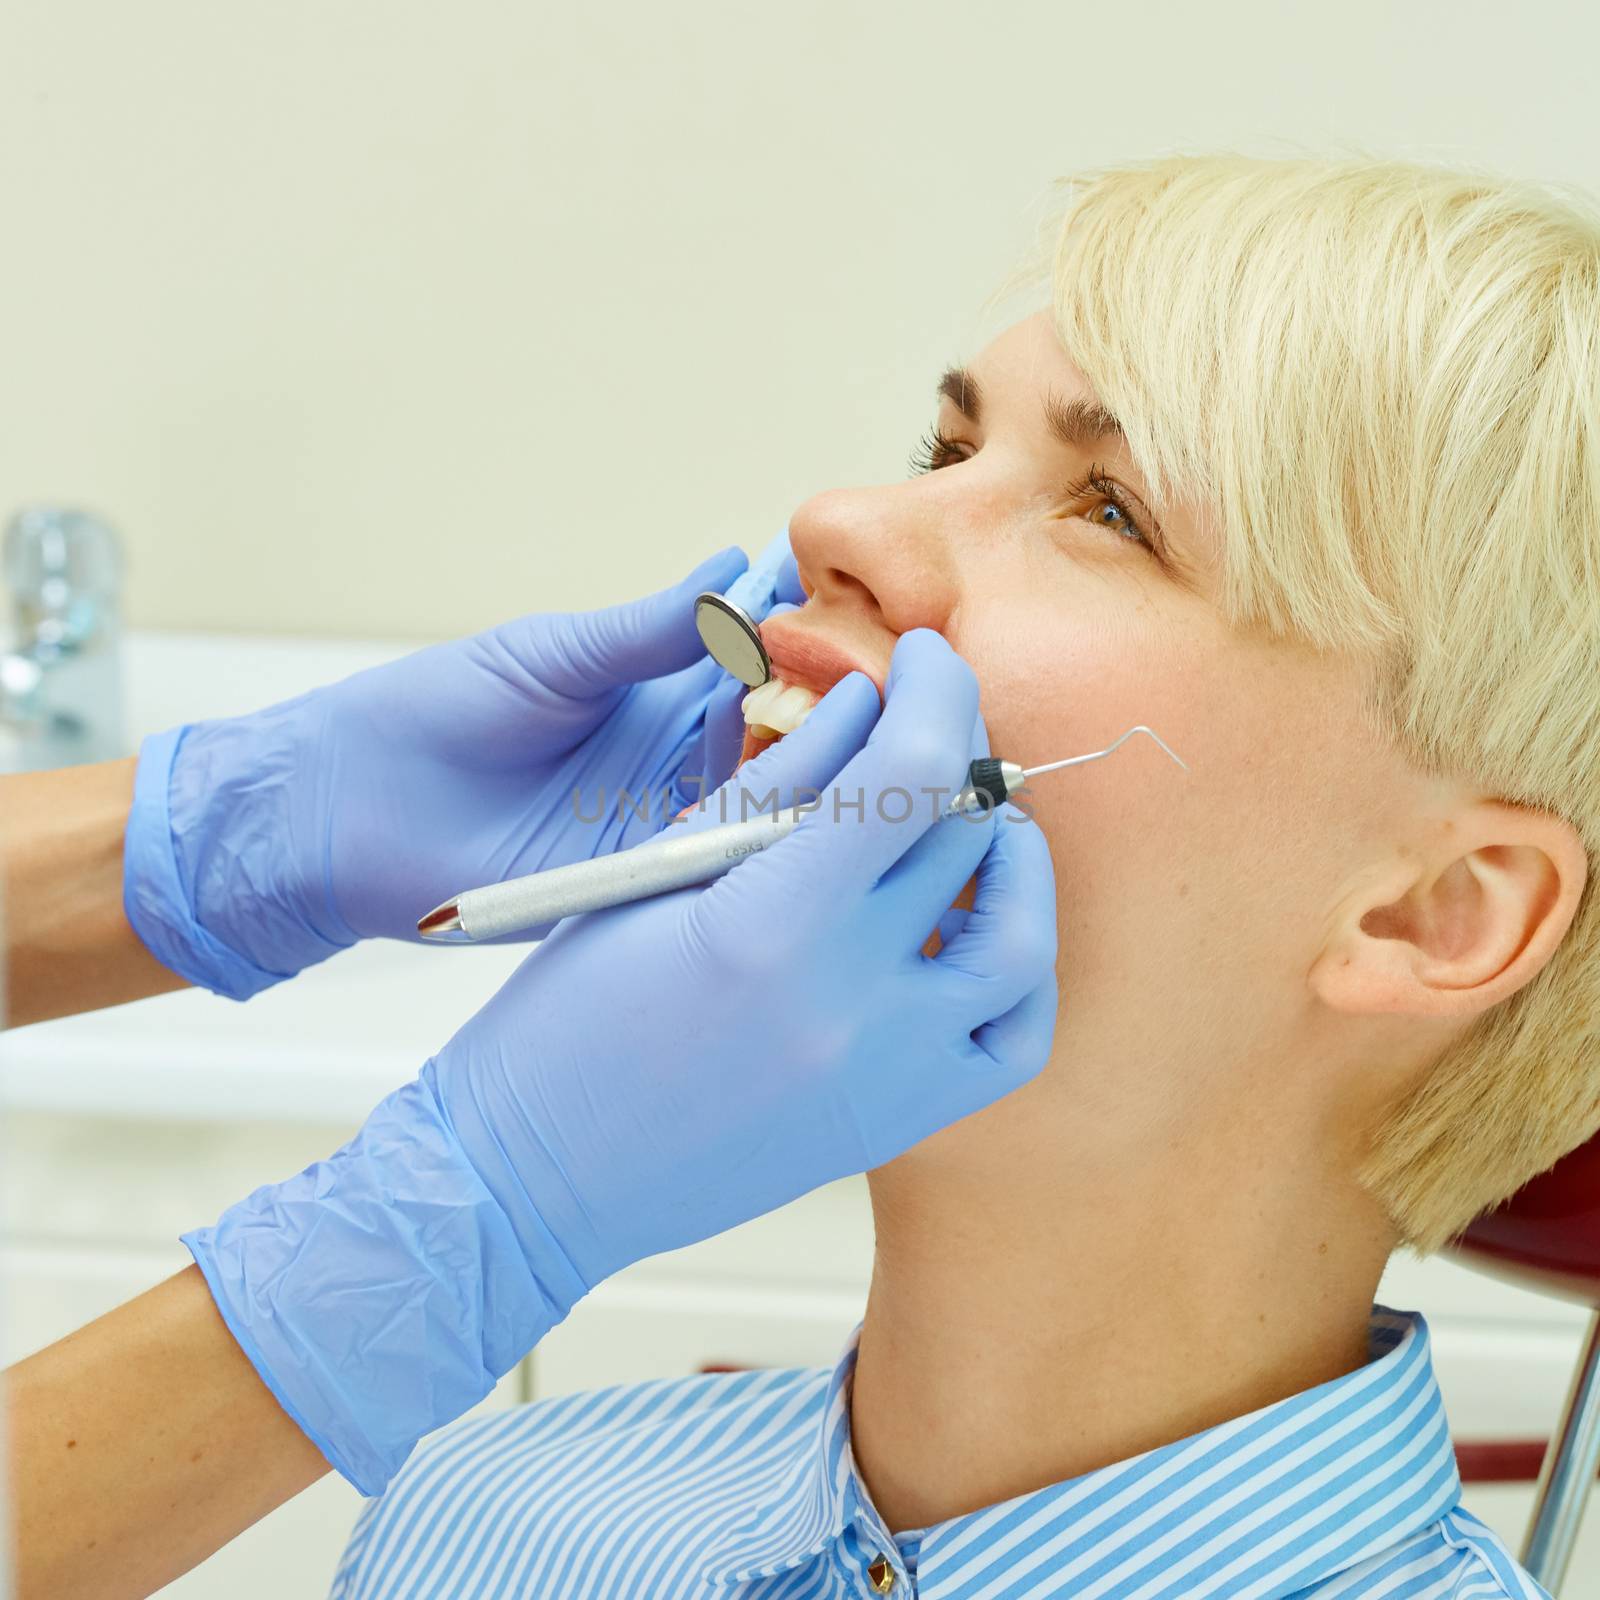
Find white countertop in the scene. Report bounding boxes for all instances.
[1,630,527,1124]
[2,939,528,1124]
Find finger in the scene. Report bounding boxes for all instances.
[858,997,1053,1160]
[501,546,749,697]
[726,528,796,618]
[971,966,1059,1087]
[774,552,806,606]
[675,672,881,835]
[681,675,888,939]
[870,805,998,957]
[926,807,1059,1027]
[935,907,969,949]
[781,630,982,898]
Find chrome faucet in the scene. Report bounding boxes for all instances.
[0,506,125,772]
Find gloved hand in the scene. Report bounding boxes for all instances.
[181,629,1058,1495]
[124,537,800,1001]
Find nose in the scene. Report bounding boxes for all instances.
[787,482,961,639]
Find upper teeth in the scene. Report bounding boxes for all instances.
[741,676,821,737]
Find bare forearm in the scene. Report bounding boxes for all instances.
[0,758,187,1025]
[5,1265,330,1600]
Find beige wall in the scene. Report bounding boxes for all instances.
[2,0,1594,639]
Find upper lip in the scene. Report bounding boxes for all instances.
[757,614,889,702]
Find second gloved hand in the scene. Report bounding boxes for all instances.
[123,542,794,1000]
[181,630,1058,1496]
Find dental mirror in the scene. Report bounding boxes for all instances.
[694,591,772,687]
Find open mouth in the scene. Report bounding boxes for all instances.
[733,618,890,768]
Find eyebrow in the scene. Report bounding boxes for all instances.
[1043,393,1124,450]
[937,366,982,422]
[937,366,1124,450]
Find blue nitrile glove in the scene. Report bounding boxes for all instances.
[124,532,797,1001]
[180,630,1057,1495]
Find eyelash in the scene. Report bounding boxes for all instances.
[907,426,967,476]
[907,427,1158,558]
[1060,466,1157,558]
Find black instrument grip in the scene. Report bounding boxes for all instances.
[963,757,1010,811]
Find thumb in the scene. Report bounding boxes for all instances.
[928,806,1059,1028]
[677,673,881,833]
[500,546,749,698]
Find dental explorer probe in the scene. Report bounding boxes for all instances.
[416,726,1186,944]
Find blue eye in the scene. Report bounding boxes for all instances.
[1092,499,1135,536]
[1066,470,1158,559]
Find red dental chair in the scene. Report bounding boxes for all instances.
[1451,1130,1600,1593]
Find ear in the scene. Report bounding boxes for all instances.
[1309,801,1589,1021]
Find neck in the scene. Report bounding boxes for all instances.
[848,1085,1396,1534]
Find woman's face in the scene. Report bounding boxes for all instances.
[756,311,1439,1172]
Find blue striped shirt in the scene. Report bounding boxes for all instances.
[329,1304,1548,1599]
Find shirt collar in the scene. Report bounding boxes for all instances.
[704,1304,1461,1598]
[702,1311,868,1584]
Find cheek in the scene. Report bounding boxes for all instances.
[954,596,1213,799]
[949,603,1367,998]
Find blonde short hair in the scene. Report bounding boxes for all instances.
[1047,154,1600,1255]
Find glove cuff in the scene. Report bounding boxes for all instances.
[183,1071,586,1497]
[123,727,291,1001]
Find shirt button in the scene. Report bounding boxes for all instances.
[867,1553,896,1593]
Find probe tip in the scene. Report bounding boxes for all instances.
[417,902,468,941]
[1127,725,1189,772]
